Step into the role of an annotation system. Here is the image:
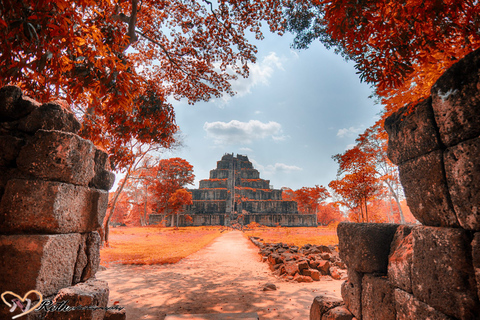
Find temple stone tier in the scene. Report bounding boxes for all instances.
[150,153,317,227]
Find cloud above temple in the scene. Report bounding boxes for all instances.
[203,120,283,145]
[251,159,302,175]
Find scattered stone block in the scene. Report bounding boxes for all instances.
[362,274,395,320]
[398,150,459,227]
[317,260,331,275]
[394,289,452,320]
[285,261,299,276]
[388,225,413,293]
[294,274,313,283]
[0,234,81,296]
[17,129,95,186]
[431,47,480,147]
[89,148,115,191]
[310,296,343,320]
[262,283,277,291]
[0,85,40,121]
[341,269,362,319]
[0,179,108,234]
[338,222,399,273]
[104,308,126,320]
[18,100,81,134]
[44,279,109,320]
[444,136,480,230]
[322,305,354,320]
[384,97,441,165]
[411,226,479,319]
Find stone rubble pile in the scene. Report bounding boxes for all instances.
[0,86,123,319]
[250,237,347,282]
[309,48,480,319]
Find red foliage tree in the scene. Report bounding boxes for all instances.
[168,188,194,228]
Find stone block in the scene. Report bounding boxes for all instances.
[411,226,479,319]
[44,279,109,320]
[444,137,480,230]
[0,179,108,234]
[18,100,81,134]
[17,129,95,186]
[338,222,399,273]
[285,261,299,276]
[471,233,480,301]
[321,305,354,320]
[361,274,395,320]
[431,47,480,147]
[0,85,40,121]
[104,308,126,320]
[72,231,101,284]
[384,97,441,165]
[0,135,25,167]
[0,234,81,297]
[398,150,459,227]
[317,260,331,275]
[310,296,343,320]
[341,269,362,319]
[394,289,452,320]
[387,225,413,293]
[89,148,115,191]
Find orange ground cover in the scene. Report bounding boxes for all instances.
[243,226,339,247]
[100,226,224,266]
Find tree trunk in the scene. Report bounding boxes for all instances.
[385,181,405,224]
[102,168,131,246]
[171,213,174,227]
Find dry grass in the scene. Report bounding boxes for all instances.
[100,226,225,266]
[243,226,339,247]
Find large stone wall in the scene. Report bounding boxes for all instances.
[309,48,480,319]
[0,86,123,319]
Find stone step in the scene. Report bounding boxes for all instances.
[164,312,259,320]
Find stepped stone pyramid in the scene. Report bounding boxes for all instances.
[151,153,316,227]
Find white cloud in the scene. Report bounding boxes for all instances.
[239,147,253,152]
[203,120,283,145]
[214,52,284,106]
[336,126,364,138]
[250,159,302,175]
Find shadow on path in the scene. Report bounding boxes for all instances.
[97,231,342,319]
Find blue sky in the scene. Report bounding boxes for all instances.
[165,30,382,191]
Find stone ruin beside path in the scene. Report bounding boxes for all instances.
[309,48,480,319]
[0,86,123,319]
[150,153,317,227]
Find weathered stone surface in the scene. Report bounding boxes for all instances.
[104,308,126,320]
[338,222,399,273]
[89,148,115,191]
[0,179,108,234]
[18,100,81,134]
[444,137,480,230]
[0,85,40,120]
[388,225,413,293]
[411,226,479,319]
[294,274,313,282]
[470,233,480,304]
[362,274,395,320]
[72,231,101,284]
[285,261,299,276]
[398,150,459,227]
[341,269,362,319]
[394,289,453,320]
[17,129,95,186]
[73,234,88,285]
[322,305,354,320]
[44,279,109,320]
[310,296,343,320]
[0,234,81,296]
[262,283,277,291]
[431,47,480,147]
[0,135,25,167]
[384,97,441,165]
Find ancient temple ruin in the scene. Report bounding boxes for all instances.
[150,153,316,227]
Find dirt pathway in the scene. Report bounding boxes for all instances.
[96,230,342,319]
